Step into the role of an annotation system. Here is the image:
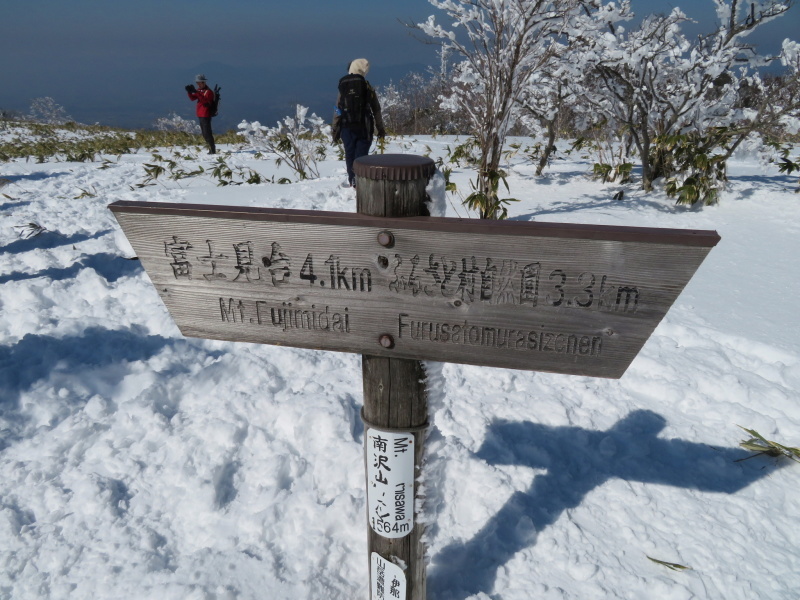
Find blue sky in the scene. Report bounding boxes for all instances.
[2,0,796,129]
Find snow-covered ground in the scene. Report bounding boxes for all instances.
[1,131,799,599]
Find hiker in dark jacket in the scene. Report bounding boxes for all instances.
[332,59,386,187]
[185,74,216,154]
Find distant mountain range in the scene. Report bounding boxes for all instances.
[59,61,430,131]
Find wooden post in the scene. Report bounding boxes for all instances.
[355,154,436,600]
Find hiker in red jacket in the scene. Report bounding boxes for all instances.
[185,74,216,154]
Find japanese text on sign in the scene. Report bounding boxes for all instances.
[371,553,406,600]
[163,235,642,314]
[367,429,415,539]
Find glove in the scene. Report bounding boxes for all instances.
[377,128,386,139]
[185,84,196,93]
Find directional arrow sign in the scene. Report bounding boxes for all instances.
[110,200,719,378]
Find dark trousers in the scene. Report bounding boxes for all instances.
[199,117,215,153]
[341,127,371,185]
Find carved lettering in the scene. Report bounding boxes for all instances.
[198,240,229,281]
[173,236,641,313]
[351,267,372,292]
[385,252,641,313]
[263,242,290,285]
[219,298,245,323]
[615,286,640,312]
[389,254,423,296]
[520,262,541,307]
[165,236,193,279]
[232,241,261,283]
[325,255,351,291]
[397,313,602,357]
[219,298,350,335]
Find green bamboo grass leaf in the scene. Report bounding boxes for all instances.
[736,426,800,463]
[647,556,692,571]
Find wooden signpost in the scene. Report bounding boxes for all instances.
[110,154,720,600]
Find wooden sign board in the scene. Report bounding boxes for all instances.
[110,200,719,378]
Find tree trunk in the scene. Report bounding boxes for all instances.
[638,115,654,192]
[536,119,557,177]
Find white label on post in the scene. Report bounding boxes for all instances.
[371,552,406,600]
[366,428,414,538]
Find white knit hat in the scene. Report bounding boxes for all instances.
[195,74,207,82]
[348,59,369,76]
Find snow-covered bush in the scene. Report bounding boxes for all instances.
[153,112,200,134]
[27,97,72,125]
[238,105,329,180]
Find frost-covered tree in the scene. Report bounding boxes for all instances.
[517,51,594,176]
[379,82,403,133]
[27,97,72,125]
[379,73,439,135]
[517,1,632,176]
[380,48,469,136]
[572,0,795,197]
[418,0,597,218]
[730,38,800,150]
[153,112,201,134]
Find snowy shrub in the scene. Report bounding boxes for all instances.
[153,112,201,134]
[238,105,329,180]
[27,97,72,125]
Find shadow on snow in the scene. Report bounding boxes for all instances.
[2,172,72,184]
[0,326,173,450]
[0,229,113,255]
[0,252,142,285]
[509,191,677,222]
[0,200,33,212]
[428,410,783,599]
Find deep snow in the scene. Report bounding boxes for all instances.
[1,129,799,599]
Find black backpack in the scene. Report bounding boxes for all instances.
[338,74,369,129]
[210,84,221,117]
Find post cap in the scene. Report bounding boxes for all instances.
[354,154,436,181]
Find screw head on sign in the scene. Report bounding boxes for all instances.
[377,230,395,248]
[379,334,395,349]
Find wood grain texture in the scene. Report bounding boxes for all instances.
[110,203,717,379]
